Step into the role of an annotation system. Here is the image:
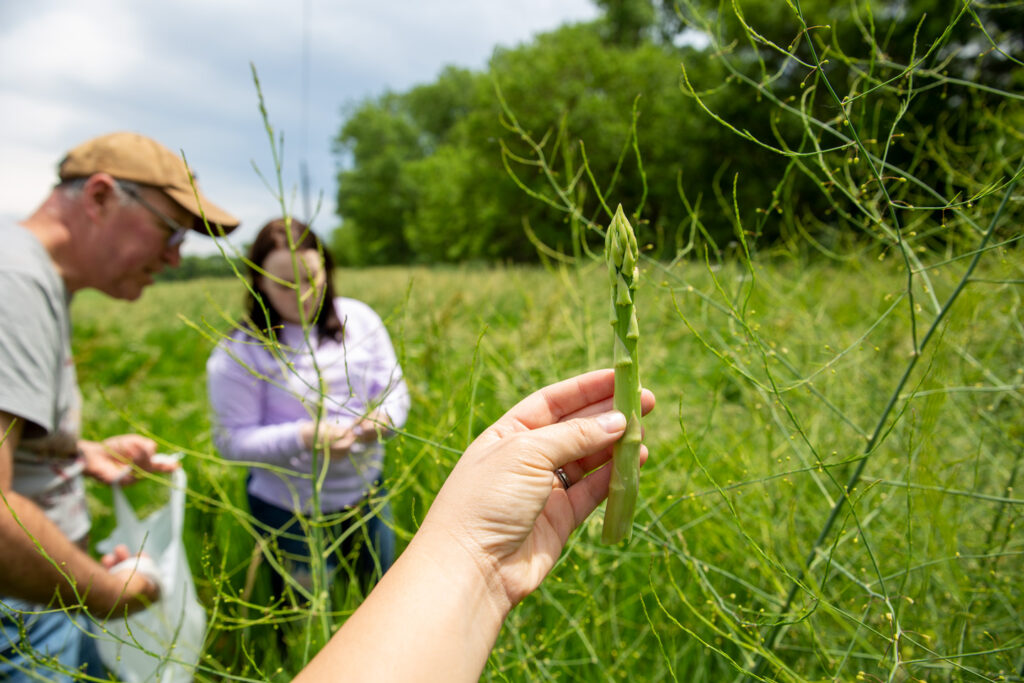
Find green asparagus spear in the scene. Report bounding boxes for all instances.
[601,204,642,545]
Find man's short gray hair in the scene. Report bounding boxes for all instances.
[58,176,142,205]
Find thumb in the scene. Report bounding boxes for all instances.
[524,410,627,470]
[101,544,132,569]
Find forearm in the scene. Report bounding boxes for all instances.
[208,349,309,465]
[0,489,134,614]
[213,420,308,465]
[295,526,509,682]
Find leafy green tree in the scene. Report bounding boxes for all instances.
[332,67,487,264]
[665,0,1023,247]
[330,0,1021,264]
[331,93,423,264]
[489,22,722,257]
[333,21,727,263]
[594,0,658,46]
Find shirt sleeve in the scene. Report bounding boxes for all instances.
[0,272,62,433]
[358,302,411,431]
[206,340,309,467]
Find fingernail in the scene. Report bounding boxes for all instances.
[596,411,627,433]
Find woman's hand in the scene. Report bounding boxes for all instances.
[301,410,395,460]
[417,368,655,610]
[299,422,360,460]
[352,410,394,442]
[294,369,655,683]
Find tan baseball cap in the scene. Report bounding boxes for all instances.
[58,131,240,235]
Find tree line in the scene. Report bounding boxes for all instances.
[326,0,1021,265]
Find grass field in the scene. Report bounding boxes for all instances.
[71,249,1022,681]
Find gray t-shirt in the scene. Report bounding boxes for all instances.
[0,224,88,542]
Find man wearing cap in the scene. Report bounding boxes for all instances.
[0,132,238,680]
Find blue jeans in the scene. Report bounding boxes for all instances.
[247,488,395,595]
[0,599,108,682]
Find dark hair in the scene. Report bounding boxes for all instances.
[245,217,343,341]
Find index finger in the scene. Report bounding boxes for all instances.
[482,369,617,440]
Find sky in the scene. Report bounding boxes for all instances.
[0,0,601,256]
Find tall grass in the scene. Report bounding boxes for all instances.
[72,247,1021,680]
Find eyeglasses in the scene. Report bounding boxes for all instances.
[116,182,191,247]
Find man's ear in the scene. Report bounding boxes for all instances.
[80,173,120,222]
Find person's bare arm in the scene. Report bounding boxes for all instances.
[295,370,656,682]
[0,411,157,615]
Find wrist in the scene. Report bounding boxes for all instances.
[298,422,315,449]
[410,521,512,627]
[308,522,510,682]
[82,569,133,615]
[78,442,105,480]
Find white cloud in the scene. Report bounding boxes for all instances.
[0,90,111,211]
[0,0,600,255]
[0,4,142,91]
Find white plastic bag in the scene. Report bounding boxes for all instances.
[95,465,207,683]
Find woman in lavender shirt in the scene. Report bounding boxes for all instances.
[206,218,409,593]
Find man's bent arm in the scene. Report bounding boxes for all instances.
[0,411,156,615]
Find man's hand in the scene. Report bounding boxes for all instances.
[100,544,161,614]
[80,434,178,485]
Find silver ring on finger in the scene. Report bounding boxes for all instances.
[554,467,571,490]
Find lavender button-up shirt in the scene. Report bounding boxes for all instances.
[206,297,410,512]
